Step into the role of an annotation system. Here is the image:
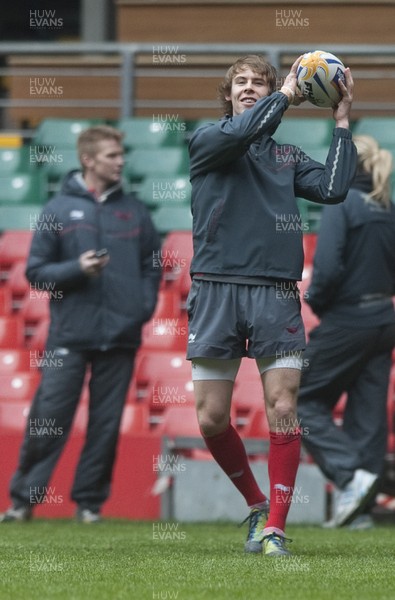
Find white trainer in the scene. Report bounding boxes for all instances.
[334,469,378,527]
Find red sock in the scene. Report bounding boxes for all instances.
[203,422,267,507]
[265,430,301,533]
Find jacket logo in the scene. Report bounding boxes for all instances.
[70,210,84,220]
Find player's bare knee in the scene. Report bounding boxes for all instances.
[197,409,229,437]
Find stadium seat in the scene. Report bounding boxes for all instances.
[0,372,41,402]
[0,315,25,348]
[119,403,150,435]
[4,260,29,307]
[0,206,43,232]
[134,350,191,391]
[0,172,46,205]
[0,287,12,315]
[303,233,318,267]
[19,293,50,336]
[151,288,182,320]
[353,117,395,149]
[117,117,186,150]
[296,197,323,234]
[239,407,270,439]
[273,118,333,148]
[33,118,96,148]
[233,379,264,413]
[160,231,193,284]
[0,146,31,175]
[0,349,33,373]
[302,147,330,164]
[0,231,33,275]
[0,400,31,431]
[141,313,188,352]
[39,148,80,184]
[155,405,200,437]
[26,318,50,352]
[124,147,189,183]
[299,272,320,337]
[151,205,192,235]
[136,175,191,209]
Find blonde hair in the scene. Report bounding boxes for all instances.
[353,134,393,208]
[78,125,124,163]
[218,55,277,116]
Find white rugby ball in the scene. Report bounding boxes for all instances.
[297,50,346,108]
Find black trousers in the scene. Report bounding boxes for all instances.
[10,347,136,512]
[298,321,395,490]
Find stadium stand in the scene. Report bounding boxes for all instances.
[0,349,32,373]
[0,314,25,348]
[32,118,98,148]
[117,117,185,150]
[0,108,394,521]
[273,118,333,148]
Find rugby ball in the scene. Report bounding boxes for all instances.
[297,50,346,108]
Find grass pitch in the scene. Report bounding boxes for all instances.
[0,520,394,600]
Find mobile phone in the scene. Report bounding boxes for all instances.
[95,248,108,258]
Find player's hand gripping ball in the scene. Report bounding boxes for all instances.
[297,50,346,108]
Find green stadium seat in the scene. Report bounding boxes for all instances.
[124,147,189,183]
[38,148,80,182]
[136,175,191,208]
[296,198,323,234]
[151,205,192,235]
[0,172,46,205]
[32,118,97,148]
[0,205,43,231]
[353,118,395,149]
[273,118,333,148]
[302,147,330,164]
[117,117,186,150]
[0,146,31,175]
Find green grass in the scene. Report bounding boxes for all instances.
[0,520,394,600]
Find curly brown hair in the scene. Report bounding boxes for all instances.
[218,55,278,116]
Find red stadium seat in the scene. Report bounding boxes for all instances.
[0,349,32,373]
[119,404,150,435]
[151,288,181,320]
[0,231,33,277]
[239,407,270,439]
[0,372,41,402]
[134,350,191,390]
[0,286,12,315]
[19,293,50,335]
[233,379,264,413]
[155,405,200,437]
[0,314,24,348]
[0,400,30,430]
[141,313,188,352]
[159,231,193,286]
[26,318,50,352]
[303,233,317,267]
[299,271,320,337]
[5,260,29,307]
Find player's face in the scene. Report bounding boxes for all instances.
[83,139,125,188]
[226,68,271,116]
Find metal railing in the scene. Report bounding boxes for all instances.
[0,42,395,124]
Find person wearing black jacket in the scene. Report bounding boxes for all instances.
[186,54,357,556]
[298,134,395,528]
[1,126,161,523]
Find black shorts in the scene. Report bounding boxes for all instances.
[186,279,306,360]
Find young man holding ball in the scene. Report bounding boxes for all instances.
[186,54,356,556]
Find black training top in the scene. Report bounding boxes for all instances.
[188,91,357,282]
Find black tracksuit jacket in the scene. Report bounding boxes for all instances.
[306,172,395,327]
[26,171,161,350]
[189,91,358,281]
